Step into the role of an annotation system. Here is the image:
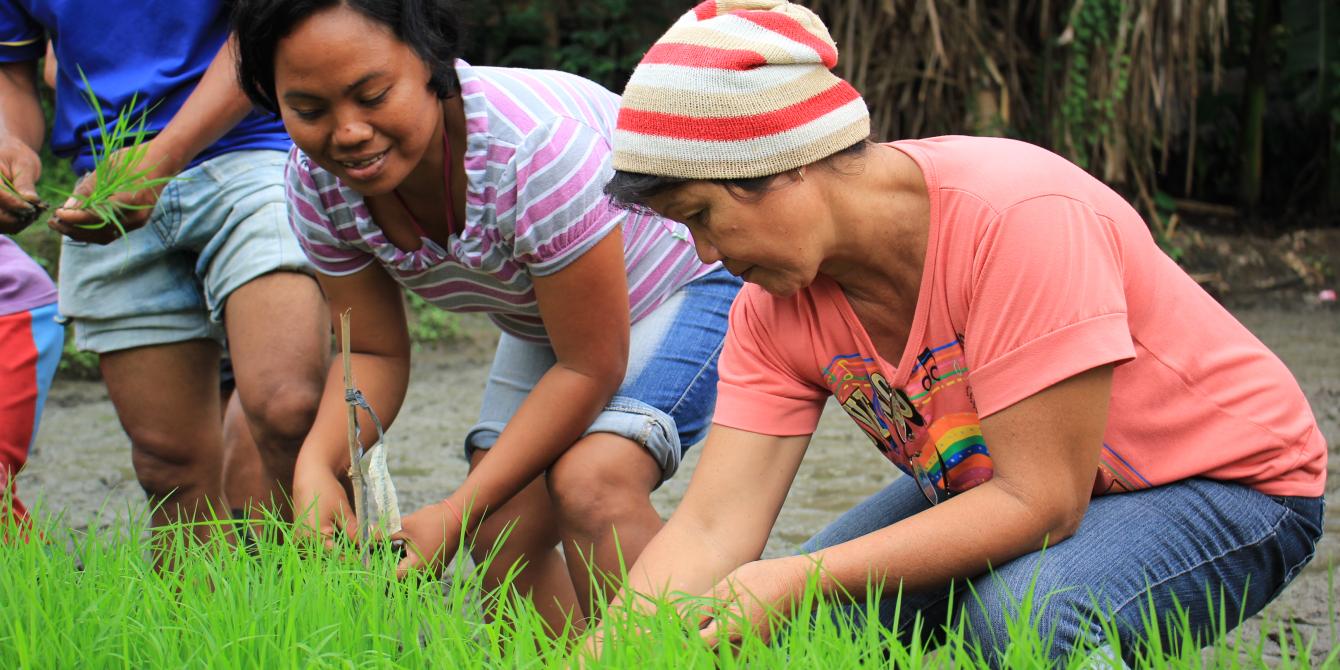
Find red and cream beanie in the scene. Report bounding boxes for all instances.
[613,0,869,179]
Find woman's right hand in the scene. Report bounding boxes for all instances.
[292,461,357,547]
[292,265,413,548]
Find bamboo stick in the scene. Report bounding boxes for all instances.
[340,310,369,564]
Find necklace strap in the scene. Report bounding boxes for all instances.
[392,115,459,239]
[441,119,458,234]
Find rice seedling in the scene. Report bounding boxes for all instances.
[1,502,1332,669]
[1330,560,1337,652]
[0,171,46,226]
[57,67,179,236]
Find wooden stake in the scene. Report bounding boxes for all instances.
[341,310,369,563]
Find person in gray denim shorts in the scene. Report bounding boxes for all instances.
[0,1,329,542]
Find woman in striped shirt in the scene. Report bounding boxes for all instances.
[232,0,740,631]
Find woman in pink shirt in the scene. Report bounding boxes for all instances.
[596,1,1325,664]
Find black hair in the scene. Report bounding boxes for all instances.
[604,139,872,211]
[231,0,464,114]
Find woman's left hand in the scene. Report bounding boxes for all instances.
[696,555,813,647]
[391,499,465,578]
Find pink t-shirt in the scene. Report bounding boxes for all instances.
[715,136,1326,498]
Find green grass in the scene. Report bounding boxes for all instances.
[2,507,1334,669]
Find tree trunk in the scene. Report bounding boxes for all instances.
[1322,0,1340,213]
[537,1,560,70]
[1236,0,1276,212]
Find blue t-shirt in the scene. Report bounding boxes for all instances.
[0,0,289,173]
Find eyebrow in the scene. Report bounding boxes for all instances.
[281,71,388,103]
[345,72,388,94]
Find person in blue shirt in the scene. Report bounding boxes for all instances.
[0,0,329,541]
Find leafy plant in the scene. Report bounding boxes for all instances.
[59,67,178,236]
[1151,190,1186,262]
[405,291,464,345]
[56,337,100,380]
[1058,0,1132,172]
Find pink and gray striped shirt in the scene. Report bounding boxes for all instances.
[286,60,714,343]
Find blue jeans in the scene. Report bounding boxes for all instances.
[802,476,1324,666]
[58,150,312,353]
[465,268,741,484]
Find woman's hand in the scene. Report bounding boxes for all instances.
[392,499,465,578]
[50,141,180,243]
[696,555,812,647]
[290,266,412,548]
[292,462,356,547]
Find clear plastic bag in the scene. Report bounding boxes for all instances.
[346,388,403,536]
[359,439,402,535]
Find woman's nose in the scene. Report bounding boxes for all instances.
[692,233,722,264]
[333,114,373,147]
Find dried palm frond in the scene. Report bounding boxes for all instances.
[807,0,1227,202]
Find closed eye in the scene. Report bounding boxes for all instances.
[683,209,707,228]
[290,106,324,121]
[359,88,391,107]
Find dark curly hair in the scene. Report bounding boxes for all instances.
[231,0,464,114]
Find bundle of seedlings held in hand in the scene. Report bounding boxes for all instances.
[0,171,47,227]
[57,68,179,236]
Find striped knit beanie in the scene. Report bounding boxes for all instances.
[613,0,869,179]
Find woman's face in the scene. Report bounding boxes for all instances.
[273,6,441,196]
[647,176,831,297]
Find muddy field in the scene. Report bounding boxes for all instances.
[16,301,1340,659]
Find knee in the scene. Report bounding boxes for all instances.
[130,440,212,501]
[244,382,321,449]
[546,451,652,537]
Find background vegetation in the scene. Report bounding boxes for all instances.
[461,0,1339,231]
[11,0,1337,375]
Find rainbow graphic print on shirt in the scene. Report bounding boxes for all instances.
[823,336,993,494]
[822,335,1152,496]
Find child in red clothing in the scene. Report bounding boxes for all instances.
[0,237,62,527]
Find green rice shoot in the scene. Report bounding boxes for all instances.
[60,66,179,236]
[0,171,29,201]
[3,500,1336,669]
[0,171,46,225]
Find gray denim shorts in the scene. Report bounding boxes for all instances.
[58,150,313,353]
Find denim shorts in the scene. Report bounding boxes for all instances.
[464,268,741,485]
[801,475,1325,666]
[57,150,313,353]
